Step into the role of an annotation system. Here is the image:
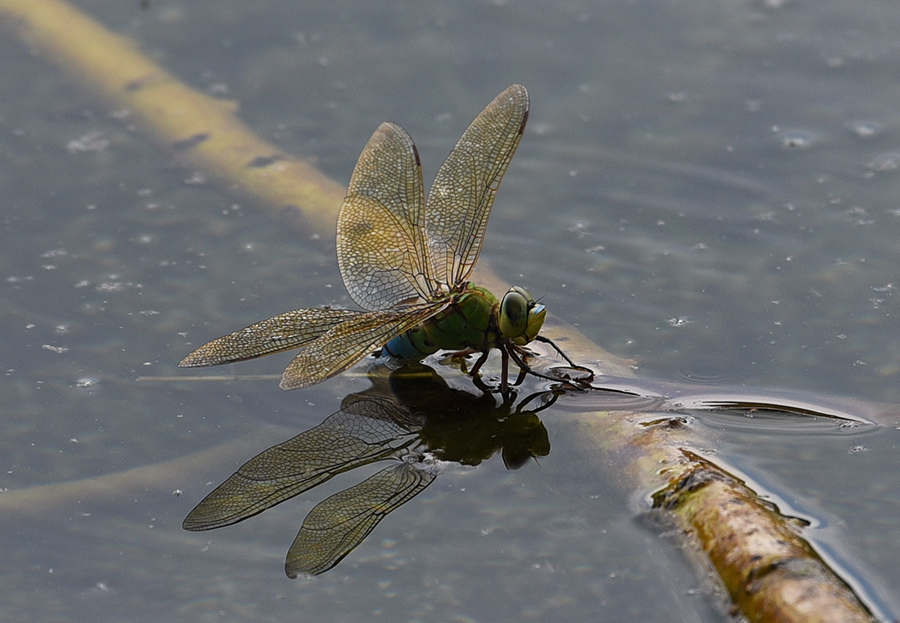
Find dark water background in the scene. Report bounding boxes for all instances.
[1,0,899,621]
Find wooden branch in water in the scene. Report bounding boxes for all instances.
[577,410,879,623]
[0,1,884,620]
[658,451,875,623]
[0,0,346,236]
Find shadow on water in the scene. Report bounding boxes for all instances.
[182,363,557,578]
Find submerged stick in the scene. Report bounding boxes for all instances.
[0,1,885,620]
[0,0,346,236]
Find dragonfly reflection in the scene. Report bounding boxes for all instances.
[183,364,556,577]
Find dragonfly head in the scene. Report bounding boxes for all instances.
[498,286,546,345]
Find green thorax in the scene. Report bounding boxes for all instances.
[383,285,501,361]
[383,283,547,362]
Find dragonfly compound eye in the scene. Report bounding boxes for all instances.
[499,286,545,344]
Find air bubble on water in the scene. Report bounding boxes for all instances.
[184,172,207,185]
[849,120,884,138]
[777,129,818,149]
[867,152,900,173]
[65,132,109,153]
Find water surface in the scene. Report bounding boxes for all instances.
[2,0,899,620]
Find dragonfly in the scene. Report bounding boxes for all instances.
[179,84,589,392]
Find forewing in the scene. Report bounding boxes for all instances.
[285,461,436,577]
[425,84,529,287]
[337,122,438,310]
[182,397,414,531]
[178,308,362,367]
[280,302,447,390]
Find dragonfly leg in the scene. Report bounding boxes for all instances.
[468,349,490,377]
[506,342,591,392]
[447,347,479,374]
[449,347,479,360]
[512,360,527,387]
[467,349,509,395]
[500,347,509,396]
[470,371,494,395]
[533,335,595,382]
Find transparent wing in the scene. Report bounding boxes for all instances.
[337,122,439,311]
[280,302,447,390]
[182,397,415,531]
[426,84,529,287]
[285,460,436,577]
[178,308,362,367]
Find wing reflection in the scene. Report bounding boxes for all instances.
[183,364,556,577]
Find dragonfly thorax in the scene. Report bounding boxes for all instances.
[382,284,545,362]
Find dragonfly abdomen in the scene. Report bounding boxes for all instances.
[382,285,499,361]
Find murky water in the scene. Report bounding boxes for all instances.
[2,0,899,621]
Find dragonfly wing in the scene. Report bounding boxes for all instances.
[280,302,446,390]
[178,308,361,367]
[425,84,529,287]
[182,397,415,531]
[285,460,436,577]
[337,122,439,311]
